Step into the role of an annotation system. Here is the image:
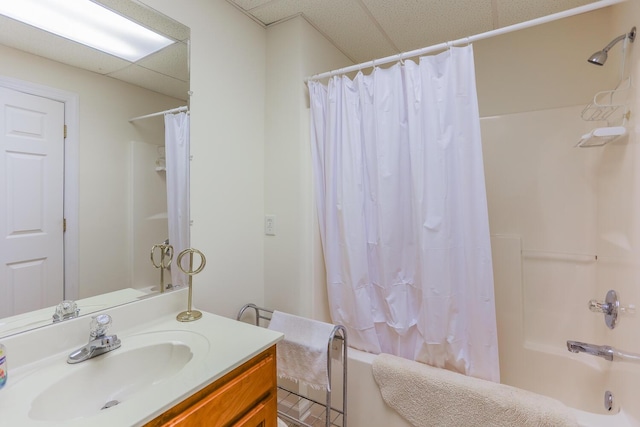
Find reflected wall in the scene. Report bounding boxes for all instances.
[0,43,182,300]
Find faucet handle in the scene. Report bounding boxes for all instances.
[53,300,80,323]
[588,298,617,315]
[588,290,635,329]
[90,314,113,339]
[620,305,637,315]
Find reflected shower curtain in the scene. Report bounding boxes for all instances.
[164,112,190,289]
[308,46,499,381]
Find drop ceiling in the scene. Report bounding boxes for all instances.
[228,0,601,65]
[0,1,602,100]
[0,0,189,101]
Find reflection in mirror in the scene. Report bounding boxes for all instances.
[0,0,190,338]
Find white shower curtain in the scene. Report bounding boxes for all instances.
[309,45,499,382]
[164,112,190,289]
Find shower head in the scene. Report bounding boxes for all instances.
[588,26,636,66]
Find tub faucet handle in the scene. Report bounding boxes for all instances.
[588,298,616,315]
[588,290,635,329]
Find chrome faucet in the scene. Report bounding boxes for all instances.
[567,340,614,361]
[67,314,121,364]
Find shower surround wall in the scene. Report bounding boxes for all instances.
[482,1,640,419]
[482,106,605,412]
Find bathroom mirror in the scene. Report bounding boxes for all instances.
[0,0,189,338]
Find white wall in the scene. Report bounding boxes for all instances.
[140,0,267,319]
[473,7,618,116]
[264,17,352,319]
[0,44,181,299]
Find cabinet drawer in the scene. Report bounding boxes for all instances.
[232,393,277,427]
[145,346,277,427]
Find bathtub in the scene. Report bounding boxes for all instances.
[345,348,639,427]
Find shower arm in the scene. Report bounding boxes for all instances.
[601,33,630,54]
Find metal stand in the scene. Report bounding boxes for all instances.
[150,242,173,293]
[176,248,206,322]
[237,303,347,427]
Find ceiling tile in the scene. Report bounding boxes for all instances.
[108,65,189,101]
[253,0,398,63]
[137,41,189,82]
[96,0,190,41]
[362,0,494,53]
[496,0,597,27]
[238,0,300,24]
[230,0,604,67]
[231,0,275,12]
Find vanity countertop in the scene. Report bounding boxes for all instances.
[0,289,283,426]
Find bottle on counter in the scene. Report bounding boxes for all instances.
[0,343,6,389]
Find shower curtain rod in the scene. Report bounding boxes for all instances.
[305,0,626,82]
[129,105,188,122]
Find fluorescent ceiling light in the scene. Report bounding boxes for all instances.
[0,0,174,62]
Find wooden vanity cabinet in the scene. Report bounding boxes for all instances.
[144,345,277,427]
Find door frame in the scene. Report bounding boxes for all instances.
[0,75,79,301]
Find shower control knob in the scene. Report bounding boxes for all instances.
[588,297,617,316]
[588,290,635,329]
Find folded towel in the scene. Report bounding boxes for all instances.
[268,310,336,390]
[372,353,578,427]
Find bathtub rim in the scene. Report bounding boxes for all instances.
[347,347,637,427]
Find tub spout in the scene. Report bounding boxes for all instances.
[566,340,614,361]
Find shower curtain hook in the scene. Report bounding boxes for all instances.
[397,54,405,65]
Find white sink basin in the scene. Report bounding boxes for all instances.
[9,329,209,422]
[0,291,282,427]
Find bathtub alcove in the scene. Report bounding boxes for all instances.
[343,104,640,427]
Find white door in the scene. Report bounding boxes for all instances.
[0,87,65,317]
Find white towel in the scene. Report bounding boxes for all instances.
[267,310,336,390]
[372,353,578,427]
